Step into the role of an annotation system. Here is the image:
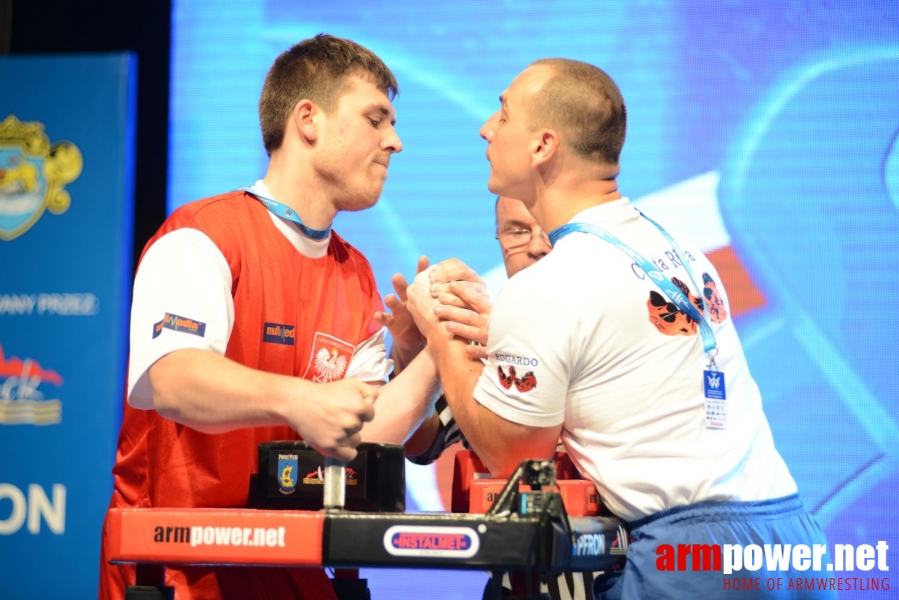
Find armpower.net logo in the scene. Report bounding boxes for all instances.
[152,524,286,548]
[656,542,890,593]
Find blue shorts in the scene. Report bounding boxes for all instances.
[594,495,837,600]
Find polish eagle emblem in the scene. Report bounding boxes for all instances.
[314,347,347,382]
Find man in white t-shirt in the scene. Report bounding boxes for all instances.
[407,59,834,599]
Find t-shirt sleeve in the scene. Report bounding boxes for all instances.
[473,277,569,427]
[345,326,392,385]
[127,229,234,408]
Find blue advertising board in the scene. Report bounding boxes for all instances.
[0,54,136,598]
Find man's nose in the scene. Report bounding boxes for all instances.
[383,125,403,153]
[528,230,551,259]
[480,113,498,141]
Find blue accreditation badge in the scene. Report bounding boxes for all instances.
[703,370,726,399]
[703,369,727,429]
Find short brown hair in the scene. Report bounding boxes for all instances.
[528,58,626,169]
[259,34,399,156]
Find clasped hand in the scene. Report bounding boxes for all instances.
[406,258,493,360]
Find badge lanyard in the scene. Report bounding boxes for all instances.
[239,185,331,241]
[548,212,728,429]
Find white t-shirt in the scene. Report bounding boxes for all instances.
[474,199,797,522]
[127,181,392,409]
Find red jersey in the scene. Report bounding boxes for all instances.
[100,191,385,599]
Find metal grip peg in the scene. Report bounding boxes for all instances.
[323,457,346,511]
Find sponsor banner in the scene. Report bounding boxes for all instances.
[0,54,136,597]
[106,508,324,565]
[656,541,893,593]
[383,525,480,559]
[656,541,891,575]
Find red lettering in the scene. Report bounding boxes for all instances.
[677,544,691,570]
[656,544,675,571]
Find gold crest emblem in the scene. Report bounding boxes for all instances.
[0,114,83,241]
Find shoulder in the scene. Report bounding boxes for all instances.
[328,230,377,283]
[329,229,371,264]
[492,253,578,325]
[167,190,255,229]
[139,190,258,272]
[145,191,255,246]
[499,244,594,301]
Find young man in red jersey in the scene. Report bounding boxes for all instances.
[99,35,440,600]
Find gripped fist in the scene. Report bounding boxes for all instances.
[290,378,378,462]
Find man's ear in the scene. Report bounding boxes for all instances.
[530,128,559,168]
[292,99,319,143]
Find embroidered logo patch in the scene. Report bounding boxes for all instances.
[302,333,355,383]
[263,322,296,345]
[152,313,206,339]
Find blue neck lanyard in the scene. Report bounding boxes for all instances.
[239,185,331,241]
[548,212,717,355]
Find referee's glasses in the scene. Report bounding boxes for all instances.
[495,226,551,254]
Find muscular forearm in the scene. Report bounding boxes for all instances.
[407,264,558,474]
[432,337,558,478]
[428,337,497,464]
[403,411,442,457]
[388,340,426,378]
[148,348,302,433]
[362,350,440,444]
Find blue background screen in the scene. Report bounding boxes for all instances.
[169,3,899,597]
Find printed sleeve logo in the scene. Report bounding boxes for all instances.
[303,333,355,383]
[263,322,296,345]
[0,115,82,242]
[497,365,538,394]
[0,343,63,425]
[152,313,207,339]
